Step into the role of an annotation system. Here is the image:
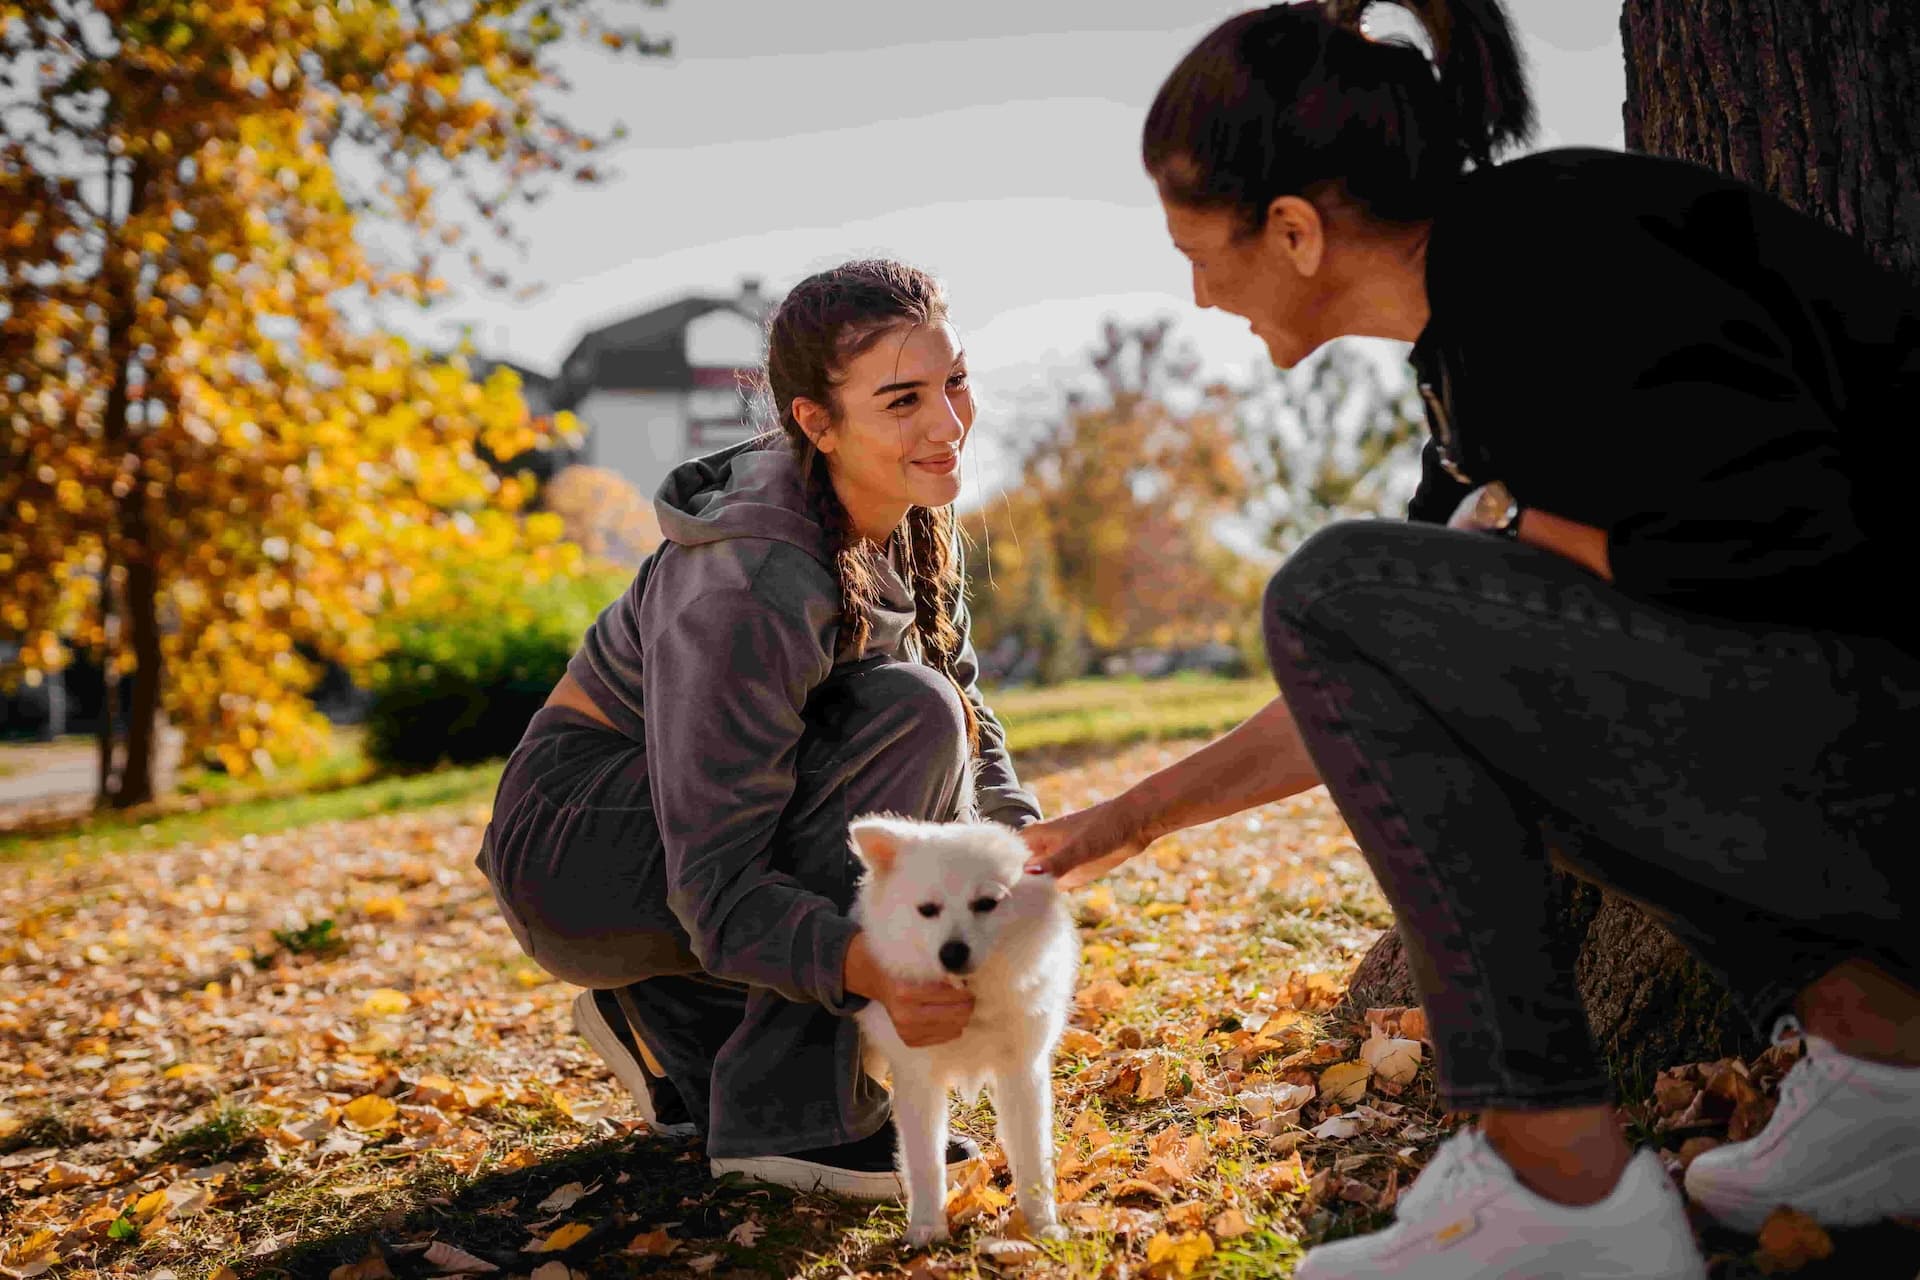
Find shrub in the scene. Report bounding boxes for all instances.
[364,554,630,768]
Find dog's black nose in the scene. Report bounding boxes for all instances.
[938,940,971,973]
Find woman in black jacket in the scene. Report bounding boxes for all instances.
[1022,3,1920,1276]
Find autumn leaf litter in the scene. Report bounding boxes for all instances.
[1,740,1905,1277]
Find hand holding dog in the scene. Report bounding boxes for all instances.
[843,932,974,1047]
[1019,798,1150,889]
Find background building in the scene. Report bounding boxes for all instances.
[539,278,773,501]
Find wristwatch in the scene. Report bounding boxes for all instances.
[1473,481,1523,538]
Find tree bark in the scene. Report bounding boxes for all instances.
[1622,0,1919,287]
[1350,0,1920,1088]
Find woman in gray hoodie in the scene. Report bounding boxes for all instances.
[476,260,1043,1199]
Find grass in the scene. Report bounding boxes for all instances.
[0,674,1270,867]
[989,672,1274,755]
[0,759,502,864]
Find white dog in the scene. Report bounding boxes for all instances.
[847,814,1079,1246]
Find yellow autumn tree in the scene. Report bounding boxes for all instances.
[964,318,1259,678]
[0,1,667,804]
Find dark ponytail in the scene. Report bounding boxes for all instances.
[1143,0,1535,230]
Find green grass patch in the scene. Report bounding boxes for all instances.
[0,675,1266,867]
[988,672,1274,755]
[157,1100,270,1164]
[0,759,502,864]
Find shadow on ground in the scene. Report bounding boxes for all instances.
[234,1133,906,1280]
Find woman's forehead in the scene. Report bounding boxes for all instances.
[841,320,964,386]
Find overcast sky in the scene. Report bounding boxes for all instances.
[387,0,1626,481]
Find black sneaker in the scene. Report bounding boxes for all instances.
[709,1118,982,1200]
[571,990,698,1137]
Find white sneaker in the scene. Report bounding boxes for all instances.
[1685,1016,1920,1232]
[1294,1130,1706,1279]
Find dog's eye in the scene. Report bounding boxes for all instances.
[970,897,999,914]
[917,902,941,919]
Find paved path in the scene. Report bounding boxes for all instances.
[0,729,182,816]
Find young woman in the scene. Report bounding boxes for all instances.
[477,260,1043,1198]
[1022,3,1920,1275]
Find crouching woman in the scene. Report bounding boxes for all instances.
[475,259,1041,1197]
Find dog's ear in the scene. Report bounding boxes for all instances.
[848,817,908,877]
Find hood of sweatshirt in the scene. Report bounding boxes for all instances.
[652,439,916,659]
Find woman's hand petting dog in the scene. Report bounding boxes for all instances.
[1019,798,1150,890]
[843,932,975,1046]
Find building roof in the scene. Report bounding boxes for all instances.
[550,279,772,409]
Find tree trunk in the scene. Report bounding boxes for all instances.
[1350,0,1920,1088]
[99,154,159,809]
[1622,0,1919,287]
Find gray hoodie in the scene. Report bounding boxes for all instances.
[566,439,1042,1011]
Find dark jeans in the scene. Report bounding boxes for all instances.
[477,655,974,1156]
[1263,519,1919,1111]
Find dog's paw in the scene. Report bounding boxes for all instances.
[904,1221,949,1248]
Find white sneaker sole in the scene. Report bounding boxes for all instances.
[1688,1143,1920,1233]
[571,990,698,1139]
[709,1154,904,1201]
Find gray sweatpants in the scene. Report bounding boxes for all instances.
[476,655,972,1157]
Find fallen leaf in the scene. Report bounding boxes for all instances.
[342,1095,397,1131]
[1318,1060,1371,1104]
[980,1237,1045,1262]
[624,1227,678,1257]
[528,1265,572,1280]
[1058,1028,1103,1056]
[1359,1033,1422,1086]
[1136,1055,1169,1101]
[535,1181,596,1212]
[1212,1207,1252,1239]
[1235,1081,1314,1118]
[328,1247,394,1280]
[1755,1206,1834,1273]
[532,1222,592,1253]
[1310,1115,1363,1140]
[360,988,412,1017]
[0,1229,58,1278]
[418,1241,500,1274]
[1145,1229,1214,1277]
[726,1219,765,1247]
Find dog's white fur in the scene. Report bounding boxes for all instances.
[848,814,1079,1246]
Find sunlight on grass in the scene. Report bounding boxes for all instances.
[990,674,1273,754]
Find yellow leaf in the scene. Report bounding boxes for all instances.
[133,1186,171,1222]
[623,1227,678,1256]
[1318,1060,1372,1105]
[342,1094,397,1130]
[1142,901,1186,920]
[165,1062,216,1079]
[535,1222,593,1252]
[1082,943,1119,966]
[360,988,411,1017]
[210,1268,240,1280]
[361,895,408,922]
[1146,1230,1214,1277]
[409,1073,459,1107]
[1,1228,58,1270]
